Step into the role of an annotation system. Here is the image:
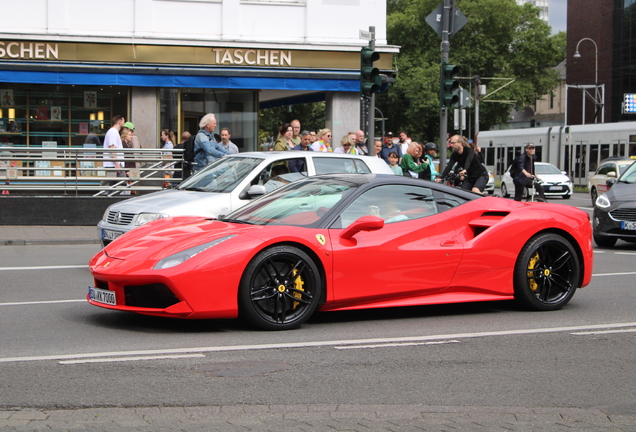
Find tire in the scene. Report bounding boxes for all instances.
[239,245,322,330]
[593,233,617,248]
[590,187,598,206]
[501,183,509,198]
[562,194,571,200]
[514,233,580,311]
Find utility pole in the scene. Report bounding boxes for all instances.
[439,0,452,174]
[367,26,376,150]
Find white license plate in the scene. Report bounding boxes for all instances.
[548,186,562,191]
[102,229,123,241]
[622,221,636,230]
[88,287,116,305]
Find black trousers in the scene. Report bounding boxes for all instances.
[514,178,545,201]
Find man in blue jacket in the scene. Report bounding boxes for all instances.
[193,113,230,173]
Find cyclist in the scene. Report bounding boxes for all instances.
[437,135,488,193]
[513,144,545,201]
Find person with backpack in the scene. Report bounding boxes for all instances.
[192,113,230,173]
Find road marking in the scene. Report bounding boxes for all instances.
[615,252,636,256]
[335,340,460,350]
[2,322,636,364]
[572,328,636,336]
[0,265,88,271]
[59,354,205,365]
[592,271,636,277]
[0,299,85,306]
[593,251,606,254]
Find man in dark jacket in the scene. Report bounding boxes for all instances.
[513,144,545,201]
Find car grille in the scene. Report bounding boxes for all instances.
[106,211,136,226]
[610,208,636,222]
[124,283,180,309]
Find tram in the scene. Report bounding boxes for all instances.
[476,122,636,186]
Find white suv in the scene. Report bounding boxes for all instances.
[97,151,393,246]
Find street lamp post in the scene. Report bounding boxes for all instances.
[573,37,604,124]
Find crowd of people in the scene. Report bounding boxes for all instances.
[101,112,493,195]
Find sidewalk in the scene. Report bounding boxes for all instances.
[0,225,99,246]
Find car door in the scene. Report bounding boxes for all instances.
[327,184,464,307]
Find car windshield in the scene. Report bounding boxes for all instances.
[178,157,263,193]
[225,178,358,227]
[619,161,636,183]
[619,163,633,176]
[535,164,562,175]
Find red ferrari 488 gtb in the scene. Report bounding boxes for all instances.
[88,174,593,330]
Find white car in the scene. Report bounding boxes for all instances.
[500,162,573,199]
[588,157,634,205]
[97,152,393,246]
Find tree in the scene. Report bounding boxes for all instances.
[259,102,326,146]
[377,0,564,143]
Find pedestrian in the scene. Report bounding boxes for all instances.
[103,115,125,181]
[193,113,230,173]
[290,119,301,146]
[379,134,403,164]
[400,142,429,178]
[121,121,141,167]
[354,129,368,155]
[309,130,317,143]
[334,135,358,154]
[397,131,411,156]
[173,131,191,180]
[311,129,333,152]
[274,123,295,151]
[423,142,439,181]
[437,135,488,193]
[372,139,383,157]
[220,127,239,154]
[289,130,314,173]
[388,151,403,175]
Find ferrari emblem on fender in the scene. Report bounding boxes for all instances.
[315,234,326,245]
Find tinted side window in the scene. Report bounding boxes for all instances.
[314,157,359,175]
[596,163,611,176]
[336,184,439,228]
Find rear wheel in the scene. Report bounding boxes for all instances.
[239,245,322,330]
[590,187,598,206]
[514,233,580,311]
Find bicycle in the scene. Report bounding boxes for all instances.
[524,175,546,202]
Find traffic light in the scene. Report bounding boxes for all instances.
[440,60,459,107]
[360,47,381,97]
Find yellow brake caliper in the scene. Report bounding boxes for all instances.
[527,252,540,292]
[291,269,305,309]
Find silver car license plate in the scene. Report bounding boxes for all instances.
[88,287,116,305]
[102,229,124,241]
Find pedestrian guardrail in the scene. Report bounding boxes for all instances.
[0,147,184,196]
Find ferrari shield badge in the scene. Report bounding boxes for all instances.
[315,234,326,246]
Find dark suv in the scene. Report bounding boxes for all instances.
[593,159,636,247]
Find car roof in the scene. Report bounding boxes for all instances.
[600,156,631,163]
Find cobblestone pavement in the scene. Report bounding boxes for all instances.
[1,404,635,431]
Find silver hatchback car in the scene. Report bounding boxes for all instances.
[97,151,393,245]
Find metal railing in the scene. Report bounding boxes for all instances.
[0,147,184,196]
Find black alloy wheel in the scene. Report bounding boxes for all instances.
[514,233,580,311]
[239,245,322,330]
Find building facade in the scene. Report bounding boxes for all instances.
[516,0,550,25]
[0,0,396,152]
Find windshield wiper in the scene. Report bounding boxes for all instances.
[181,187,210,192]
[217,216,254,225]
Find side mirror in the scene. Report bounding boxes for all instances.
[246,185,267,197]
[606,178,617,187]
[607,171,617,178]
[340,215,384,240]
[561,171,567,175]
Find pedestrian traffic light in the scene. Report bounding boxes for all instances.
[360,47,381,97]
[440,60,459,107]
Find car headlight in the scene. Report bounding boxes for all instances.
[153,235,237,270]
[102,208,110,222]
[135,213,168,226]
[596,193,611,209]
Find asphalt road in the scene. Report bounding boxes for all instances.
[1,193,635,430]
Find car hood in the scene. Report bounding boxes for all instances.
[106,189,234,218]
[100,216,254,262]
[539,174,569,184]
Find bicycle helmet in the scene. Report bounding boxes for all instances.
[424,142,437,151]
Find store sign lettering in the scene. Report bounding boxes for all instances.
[0,42,59,59]
[212,49,292,66]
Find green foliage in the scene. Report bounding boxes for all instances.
[259,102,326,144]
[379,0,564,143]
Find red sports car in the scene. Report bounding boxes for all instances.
[88,174,593,330]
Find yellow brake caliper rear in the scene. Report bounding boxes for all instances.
[527,252,540,292]
[291,269,305,309]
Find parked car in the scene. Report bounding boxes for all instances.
[500,162,573,199]
[593,160,636,247]
[88,173,593,330]
[588,157,634,205]
[97,152,393,246]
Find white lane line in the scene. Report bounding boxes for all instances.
[335,340,460,350]
[0,299,85,306]
[614,252,636,256]
[59,354,205,365]
[2,322,636,364]
[593,251,606,254]
[592,271,636,277]
[572,328,636,336]
[0,265,88,271]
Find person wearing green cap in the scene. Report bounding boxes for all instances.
[121,121,141,167]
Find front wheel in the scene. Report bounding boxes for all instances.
[501,183,509,198]
[590,187,598,206]
[239,245,322,330]
[514,233,580,311]
[593,233,617,248]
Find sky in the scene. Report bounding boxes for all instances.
[549,0,567,33]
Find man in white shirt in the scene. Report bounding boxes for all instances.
[220,128,239,154]
[103,115,125,180]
